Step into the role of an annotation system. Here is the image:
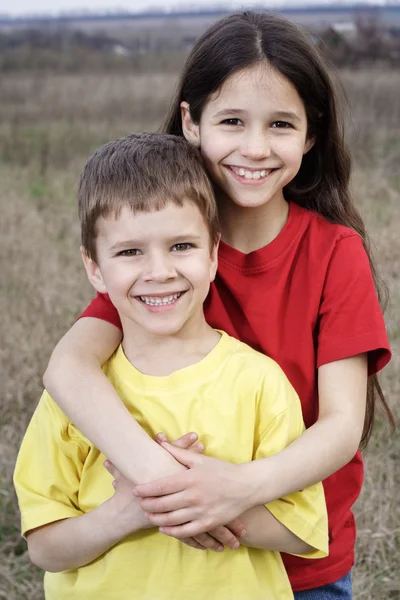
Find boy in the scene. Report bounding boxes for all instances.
[14,133,328,600]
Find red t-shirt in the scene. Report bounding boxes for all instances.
[80,201,391,591]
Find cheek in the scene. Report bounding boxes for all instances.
[104,266,136,292]
[200,132,230,165]
[279,139,307,165]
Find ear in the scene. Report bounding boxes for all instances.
[80,247,107,294]
[303,136,315,155]
[180,101,201,148]
[209,235,220,283]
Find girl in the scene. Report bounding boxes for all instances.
[44,12,392,599]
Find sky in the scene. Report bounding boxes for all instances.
[1,0,292,18]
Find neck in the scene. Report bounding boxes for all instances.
[217,192,289,254]
[120,313,220,376]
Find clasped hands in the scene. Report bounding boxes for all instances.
[105,431,253,552]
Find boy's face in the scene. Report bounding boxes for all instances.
[82,200,218,338]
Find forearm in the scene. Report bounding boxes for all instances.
[246,355,368,505]
[239,506,313,554]
[27,499,145,572]
[245,412,360,506]
[44,318,185,483]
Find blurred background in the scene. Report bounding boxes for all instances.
[0,2,399,599]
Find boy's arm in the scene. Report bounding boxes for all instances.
[43,317,188,484]
[238,506,313,555]
[27,468,152,573]
[27,495,150,573]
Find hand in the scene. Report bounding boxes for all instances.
[155,432,246,551]
[134,442,253,540]
[104,460,152,539]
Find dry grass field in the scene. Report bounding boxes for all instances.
[0,68,399,599]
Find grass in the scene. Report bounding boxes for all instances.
[0,68,399,600]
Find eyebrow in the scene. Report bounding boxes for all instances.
[272,110,303,124]
[213,108,247,118]
[213,108,303,123]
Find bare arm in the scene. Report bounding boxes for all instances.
[43,318,186,483]
[43,318,246,551]
[239,506,313,554]
[247,354,368,505]
[27,474,152,572]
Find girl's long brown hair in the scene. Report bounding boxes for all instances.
[162,11,394,448]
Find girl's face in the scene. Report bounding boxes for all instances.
[182,63,313,211]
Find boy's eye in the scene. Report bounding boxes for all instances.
[271,121,292,129]
[118,249,142,256]
[172,243,193,252]
[220,118,242,126]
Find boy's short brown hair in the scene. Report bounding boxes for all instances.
[78,133,219,261]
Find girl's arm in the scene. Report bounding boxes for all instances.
[132,354,368,537]
[245,353,368,504]
[43,318,188,483]
[44,318,246,550]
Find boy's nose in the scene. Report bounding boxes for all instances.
[143,253,177,282]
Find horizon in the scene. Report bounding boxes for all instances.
[2,0,399,19]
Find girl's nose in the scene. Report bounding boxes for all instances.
[241,130,271,161]
[143,253,177,282]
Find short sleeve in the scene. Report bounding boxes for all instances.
[13,391,90,536]
[317,234,391,374]
[79,292,122,330]
[253,362,328,558]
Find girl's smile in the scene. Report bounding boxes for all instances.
[226,165,277,185]
[182,63,313,213]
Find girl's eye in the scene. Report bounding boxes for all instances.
[220,118,242,126]
[118,249,141,256]
[271,121,292,129]
[172,243,193,252]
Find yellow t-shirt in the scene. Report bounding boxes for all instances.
[14,332,328,600]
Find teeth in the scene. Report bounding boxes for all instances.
[139,293,181,306]
[232,167,271,180]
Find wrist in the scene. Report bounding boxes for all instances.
[239,459,277,508]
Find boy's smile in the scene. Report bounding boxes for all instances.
[83,201,218,339]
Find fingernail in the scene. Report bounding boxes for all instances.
[240,529,247,537]
[190,432,197,440]
[132,489,139,496]
[216,546,224,552]
[232,542,240,550]
[159,528,165,533]
[197,443,204,451]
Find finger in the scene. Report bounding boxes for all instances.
[147,508,196,528]
[133,474,188,498]
[192,533,224,552]
[188,441,204,454]
[208,526,240,550]
[104,460,121,478]
[139,491,189,514]
[160,442,200,468]
[225,518,247,538]
[180,537,207,551]
[155,432,168,445]
[159,521,213,539]
[171,432,198,450]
